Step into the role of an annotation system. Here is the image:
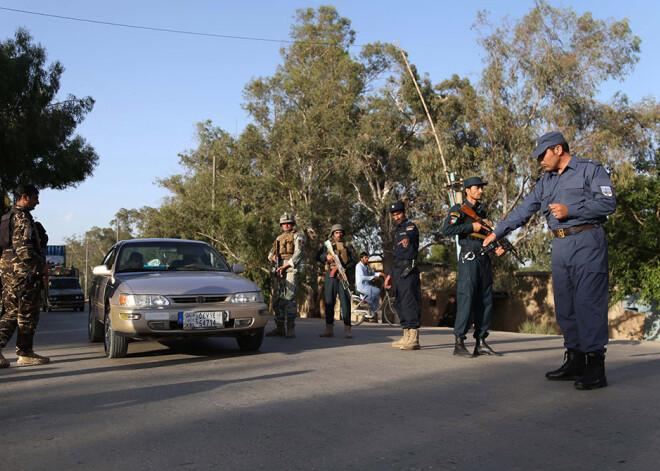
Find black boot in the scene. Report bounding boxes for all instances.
[453,337,475,358]
[473,338,502,356]
[574,352,607,390]
[545,348,586,381]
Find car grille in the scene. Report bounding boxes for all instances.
[169,295,228,304]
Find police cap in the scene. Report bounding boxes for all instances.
[389,201,405,213]
[463,176,488,189]
[531,131,568,159]
[330,224,345,233]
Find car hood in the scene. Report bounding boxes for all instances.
[116,271,260,295]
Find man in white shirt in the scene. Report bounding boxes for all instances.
[355,252,384,316]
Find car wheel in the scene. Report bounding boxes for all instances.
[88,307,103,343]
[104,304,128,358]
[236,328,265,352]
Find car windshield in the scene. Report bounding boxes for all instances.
[49,278,81,289]
[115,242,231,273]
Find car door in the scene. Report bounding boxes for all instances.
[91,245,118,318]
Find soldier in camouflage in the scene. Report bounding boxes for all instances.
[0,184,50,368]
[266,213,305,338]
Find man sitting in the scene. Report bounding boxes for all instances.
[355,252,384,318]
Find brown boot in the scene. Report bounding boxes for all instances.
[400,328,420,350]
[285,322,295,338]
[319,324,334,337]
[344,325,352,339]
[391,329,408,348]
[17,352,50,366]
[0,349,9,368]
[266,321,286,337]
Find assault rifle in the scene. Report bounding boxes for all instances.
[272,240,282,284]
[324,240,351,292]
[478,238,525,265]
[458,203,525,265]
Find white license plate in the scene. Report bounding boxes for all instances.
[183,311,228,330]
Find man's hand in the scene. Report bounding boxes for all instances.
[271,255,277,263]
[397,238,410,248]
[384,275,392,289]
[483,232,498,247]
[549,203,568,220]
[330,266,338,278]
[472,221,483,232]
[326,253,334,262]
[276,264,289,276]
[495,247,505,257]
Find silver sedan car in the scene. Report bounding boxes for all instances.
[88,239,268,358]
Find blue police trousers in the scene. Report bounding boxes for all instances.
[551,226,610,353]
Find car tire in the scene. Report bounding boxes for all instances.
[236,328,265,352]
[88,308,103,343]
[104,304,128,358]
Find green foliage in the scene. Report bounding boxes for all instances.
[0,28,98,208]
[518,320,560,335]
[57,3,659,309]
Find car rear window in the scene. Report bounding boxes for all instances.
[49,278,81,289]
[115,242,231,273]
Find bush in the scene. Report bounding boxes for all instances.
[518,320,560,335]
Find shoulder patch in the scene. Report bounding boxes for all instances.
[600,186,613,197]
[406,225,415,231]
[450,212,461,218]
[449,216,459,225]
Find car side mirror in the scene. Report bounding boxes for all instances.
[92,265,112,276]
[232,264,245,275]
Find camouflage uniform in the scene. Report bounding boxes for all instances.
[268,228,305,324]
[0,205,46,356]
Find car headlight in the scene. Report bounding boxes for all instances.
[119,294,170,307]
[230,292,264,303]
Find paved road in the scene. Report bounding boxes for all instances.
[1,309,659,470]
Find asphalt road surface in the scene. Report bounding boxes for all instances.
[2,308,659,470]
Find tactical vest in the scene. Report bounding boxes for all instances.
[325,239,350,270]
[0,210,16,250]
[276,230,297,260]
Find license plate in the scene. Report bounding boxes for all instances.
[182,311,228,330]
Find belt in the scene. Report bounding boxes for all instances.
[394,260,415,268]
[460,246,482,253]
[552,224,598,239]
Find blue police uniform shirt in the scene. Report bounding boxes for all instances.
[442,201,489,251]
[494,156,616,239]
[393,218,419,261]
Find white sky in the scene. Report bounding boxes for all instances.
[0,0,656,244]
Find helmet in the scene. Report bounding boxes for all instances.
[330,224,345,233]
[279,213,295,225]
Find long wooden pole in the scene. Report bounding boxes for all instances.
[397,42,453,190]
[397,42,460,258]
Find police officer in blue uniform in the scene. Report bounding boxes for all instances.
[484,131,616,390]
[385,201,422,350]
[443,176,504,358]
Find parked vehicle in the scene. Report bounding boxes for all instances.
[88,238,268,358]
[44,268,85,312]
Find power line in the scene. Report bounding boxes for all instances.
[0,5,374,48]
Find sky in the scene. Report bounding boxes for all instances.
[0,0,657,244]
